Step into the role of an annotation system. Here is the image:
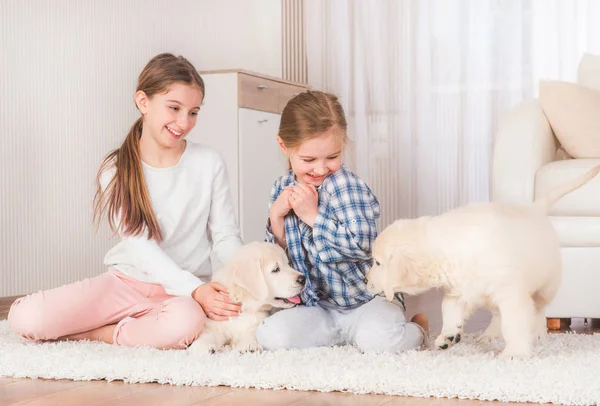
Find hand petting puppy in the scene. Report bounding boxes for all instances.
[193,282,242,321]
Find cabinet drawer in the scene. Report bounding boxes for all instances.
[238,73,283,114]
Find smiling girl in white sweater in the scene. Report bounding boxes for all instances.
[8,53,243,350]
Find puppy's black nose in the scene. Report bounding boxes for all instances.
[297,275,306,285]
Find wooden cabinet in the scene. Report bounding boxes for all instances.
[190,70,309,244]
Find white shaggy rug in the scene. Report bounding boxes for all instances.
[1,321,599,406]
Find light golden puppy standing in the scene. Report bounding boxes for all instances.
[188,242,305,354]
[366,165,600,359]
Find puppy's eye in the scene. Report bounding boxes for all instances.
[272,266,280,273]
[375,260,381,266]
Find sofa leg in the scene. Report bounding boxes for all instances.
[546,318,571,330]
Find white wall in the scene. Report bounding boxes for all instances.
[0,0,282,296]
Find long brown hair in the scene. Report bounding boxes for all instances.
[278,90,349,169]
[93,53,205,242]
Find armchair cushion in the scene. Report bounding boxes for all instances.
[539,80,600,158]
[578,53,600,91]
[491,100,558,205]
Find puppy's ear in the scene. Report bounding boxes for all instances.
[383,253,399,302]
[385,248,415,301]
[230,257,269,302]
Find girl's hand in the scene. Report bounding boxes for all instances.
[270,186,294,220]
[290,184,319,227]
[192,282,241,321]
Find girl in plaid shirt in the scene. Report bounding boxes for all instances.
[256,91,428,353]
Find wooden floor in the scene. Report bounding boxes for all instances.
[1,293,598,406]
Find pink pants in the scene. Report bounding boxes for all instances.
[7,270,205,350]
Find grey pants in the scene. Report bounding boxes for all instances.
[256,296,425,353]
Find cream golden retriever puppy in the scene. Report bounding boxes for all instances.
[366,165,600,359]
[188,242,305,354]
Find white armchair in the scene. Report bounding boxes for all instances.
[492,58,600,329]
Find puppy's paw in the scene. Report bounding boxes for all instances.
[188,344,216,355]
[474,333,495,345]
[534,329,548,342]
[534,324,548,341]
[499,349,531,360]
[499,343,532,360]
[188,339,218,355]
[435,332,462,350]
[232,339,263,353]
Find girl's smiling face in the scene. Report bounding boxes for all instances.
[137,82,203,150]
[279,127,343,187]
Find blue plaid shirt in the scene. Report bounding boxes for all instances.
[266,165,397,309]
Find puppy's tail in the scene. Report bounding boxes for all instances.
[534,163,600,214]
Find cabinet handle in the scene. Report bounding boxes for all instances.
[257,84,268,89]
[258,118,269,123]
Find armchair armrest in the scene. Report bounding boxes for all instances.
[491,99,559,205]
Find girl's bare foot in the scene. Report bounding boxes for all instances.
[411,313,429,333]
